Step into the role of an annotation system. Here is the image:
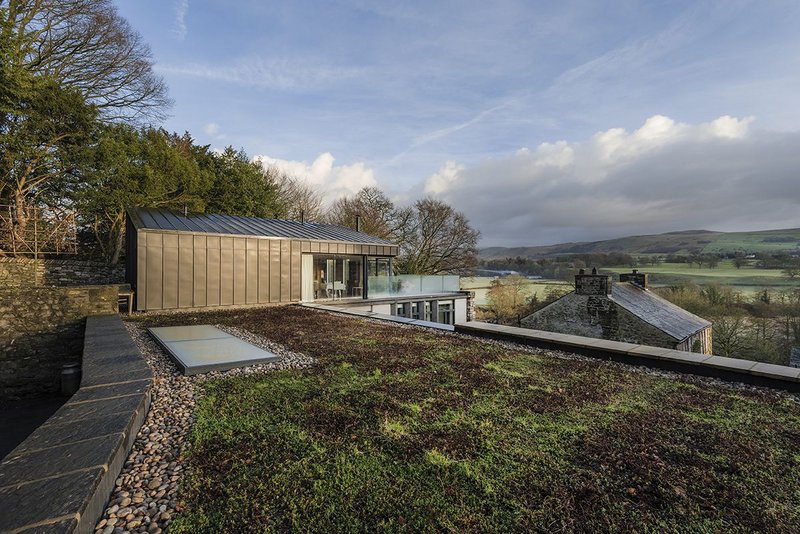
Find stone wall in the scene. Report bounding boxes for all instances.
[0,285,118,398]
[460,290,476,322]
[575,274,612,296]
[0,257,124,288]
[0,315,152,533]
[521,292,679,350]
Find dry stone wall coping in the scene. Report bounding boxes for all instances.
[0,314,152,534]
[456,321,800,393]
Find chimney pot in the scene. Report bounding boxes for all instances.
[620,270,649,289]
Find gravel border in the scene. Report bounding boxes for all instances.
[95,308,797,533]
[93,323,314,534]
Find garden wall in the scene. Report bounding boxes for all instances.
[0,285,118,398]
[0,257,124,288]
[0,314,152,533]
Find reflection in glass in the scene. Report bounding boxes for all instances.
[312,254,364,299]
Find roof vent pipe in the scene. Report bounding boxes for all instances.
[300,210,305,225]
[356,215,362,232]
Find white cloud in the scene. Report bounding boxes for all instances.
[253,152,377,203]
[157,57,361,90]
[422,114,800,246]
[203,122,220,136]
[424,160,464,195]
[172,0,188,41]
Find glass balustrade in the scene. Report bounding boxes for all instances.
[367,275,460,298]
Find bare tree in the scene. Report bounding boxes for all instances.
[710,314,747,358]
[265,167,324,222]
[1,0,171,123]
[398,198,480,275]
[326,187,398,237]
[486,275,531,325]
[322,188,479,274]
[733,251,747,269]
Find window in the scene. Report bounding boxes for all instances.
[311,254,364,299]
[367,257,393,277]
[438,300,454,325]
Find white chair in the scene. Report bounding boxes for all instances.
[333,281,345,299]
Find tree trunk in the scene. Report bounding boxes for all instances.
[12,191,30,257]
[108,212,126,265]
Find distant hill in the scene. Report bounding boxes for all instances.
[480,228,800,259]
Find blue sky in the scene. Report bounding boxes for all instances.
[115,0,800,245]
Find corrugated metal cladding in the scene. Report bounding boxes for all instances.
[127,207,399,311]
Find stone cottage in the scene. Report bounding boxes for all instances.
[521,269,712,354]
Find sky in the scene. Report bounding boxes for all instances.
[115,0,800,246]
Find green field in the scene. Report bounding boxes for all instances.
[461,277,571,306]
[481,227,800,259]
[465,261,800,303]
[704,232,800,254]
[609,261,784,279]
[606,261,800,296]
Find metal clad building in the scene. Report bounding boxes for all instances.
[126,207,398,311]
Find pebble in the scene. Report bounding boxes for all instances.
[93,320,315,532]
[96,308,797,533]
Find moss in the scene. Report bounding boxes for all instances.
[144,306,800,533]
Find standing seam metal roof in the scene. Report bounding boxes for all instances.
[609,282,711,341]
[127,207,395,245]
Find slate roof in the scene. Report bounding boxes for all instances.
[609,282,711,341]
[127,207,394,245]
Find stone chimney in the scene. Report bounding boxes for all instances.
[575,269,612,296]
[620,269,649,289]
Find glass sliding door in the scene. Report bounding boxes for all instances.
[311,254,364,300]
[366,256,393,297]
